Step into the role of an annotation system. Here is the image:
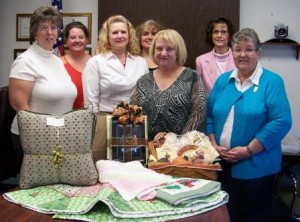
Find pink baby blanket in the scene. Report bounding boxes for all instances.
[96,160,173,201]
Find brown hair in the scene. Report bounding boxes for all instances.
[30,5,62,44]
[205,17,235,47]
[64,21,89,40]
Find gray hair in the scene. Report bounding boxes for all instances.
[231,28,261,50]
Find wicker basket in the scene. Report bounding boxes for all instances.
[147,142,220,180]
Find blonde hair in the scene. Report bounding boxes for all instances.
[96,15,140,55]
[136,20,163,50]
[150,29,187,66]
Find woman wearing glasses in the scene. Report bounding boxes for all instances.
[195,17,236,95]
[131,29,207,141]
[206,28,292,222]
[9,6,77,169]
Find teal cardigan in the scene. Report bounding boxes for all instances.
[206,68,292,179]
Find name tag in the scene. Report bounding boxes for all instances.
[47,117,64,126]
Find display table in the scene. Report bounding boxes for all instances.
[0,188,230,222]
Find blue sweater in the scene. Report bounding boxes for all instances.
[206,68,292,179]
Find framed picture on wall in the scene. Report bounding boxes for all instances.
[63,13,92,43]
[14,48,26,59]
[16,12,92,43]
[16,14,31,41]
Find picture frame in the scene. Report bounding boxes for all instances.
[16,12,92,43]
[63,13,92,43]
[64,47,92,55]
[14,48,26,59]
[16,14,31,41]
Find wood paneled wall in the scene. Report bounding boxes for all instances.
[98,0,239,69]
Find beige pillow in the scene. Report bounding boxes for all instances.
[17,109,98,189]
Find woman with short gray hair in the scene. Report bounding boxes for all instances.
[206,28,292,222]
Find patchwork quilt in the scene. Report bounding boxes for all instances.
[3,180,228,222]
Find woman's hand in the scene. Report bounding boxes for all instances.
[214,145,238,163]
[153,132,167,142]
[225,146,250,162]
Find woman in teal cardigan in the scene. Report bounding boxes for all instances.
[206,28,292,222]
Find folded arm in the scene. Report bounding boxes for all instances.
[9,78,34,112]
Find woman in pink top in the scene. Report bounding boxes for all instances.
[195,17,236,94]
[61,21,91,109]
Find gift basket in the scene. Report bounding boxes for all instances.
[106,101,148,165]
[147,131,221,180]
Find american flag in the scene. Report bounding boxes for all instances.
[51,0,65,56]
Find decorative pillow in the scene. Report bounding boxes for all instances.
[17,109,98,189]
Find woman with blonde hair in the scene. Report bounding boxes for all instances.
[83,15,148,113]
[82,15,148,162]
[131,29,207,141]
[136,19,163,70]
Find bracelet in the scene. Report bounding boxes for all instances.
[247,146,253,156]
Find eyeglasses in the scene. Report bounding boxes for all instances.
[232,48,257,55]
[212,30,229,35]
[38,25,59,32]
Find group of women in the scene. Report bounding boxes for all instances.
[8,5,292,222]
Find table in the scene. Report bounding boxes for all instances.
[0,189,230,222]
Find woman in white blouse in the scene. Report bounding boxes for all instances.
[82,15,148,113]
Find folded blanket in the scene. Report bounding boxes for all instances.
[156,178,221,205]
[96,160,174,201]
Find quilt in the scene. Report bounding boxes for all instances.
[3,181,228,222]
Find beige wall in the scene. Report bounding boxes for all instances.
[240,0,300,137]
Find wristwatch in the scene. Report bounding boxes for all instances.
[247,146,253,156]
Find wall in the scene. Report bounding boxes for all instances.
[240,0,300,137]
[0,0,299,137]
[98,0,239,70]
